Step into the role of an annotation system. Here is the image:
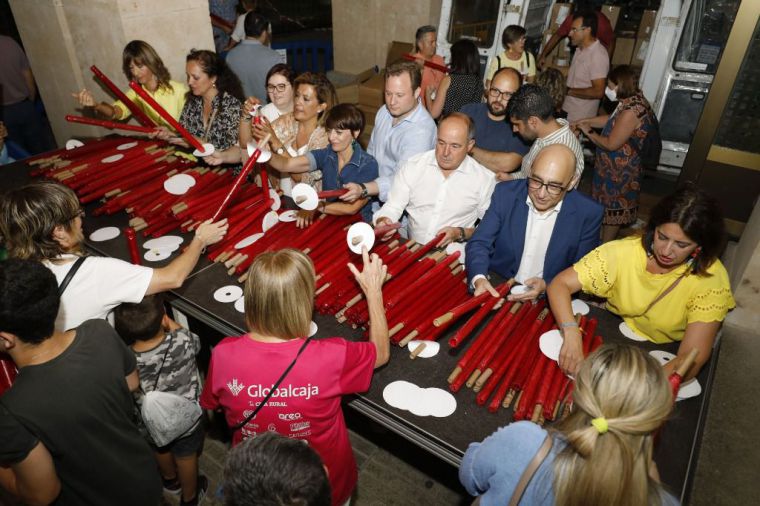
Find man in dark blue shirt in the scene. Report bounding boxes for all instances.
[460,67,529,178]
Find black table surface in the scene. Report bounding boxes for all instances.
[3,148,710,500]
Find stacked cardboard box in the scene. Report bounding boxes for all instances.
[632,10,657,67]
[542,3,573,75]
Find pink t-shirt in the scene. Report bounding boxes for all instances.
[200,335,376,506]
[562,39,610,122]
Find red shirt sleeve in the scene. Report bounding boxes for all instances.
[339,341,376,395]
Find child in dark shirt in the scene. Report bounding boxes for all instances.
[114,295,207,506]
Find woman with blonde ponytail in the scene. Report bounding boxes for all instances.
[460,344,680,506]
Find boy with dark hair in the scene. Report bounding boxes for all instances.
[223,432,331,506]
[0,258,162,505]
[114,295,206,506]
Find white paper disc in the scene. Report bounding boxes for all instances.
[262,211,279,231]
[571,299,590,315]
[101,153,124,164]
[247,142,272,163]
[234,296,245,313]
[278,210,298,222]
[88,226,120,242]
[234,232,264,250]
[382,381,424,411]
[677,378,702,401]
[192,143,215,157]
[422,388,457,417]
[213,285,244,303]
[268,189,281,211]
[619,321,648,342]
[143,236,183,250]
[407,340,440,358]
[539,329,563,361]
[292,183,318,211]
[445,242,465,264]
[510,284,530,295]
[144,249,173,262]
[649,350,677,366]
[347,222,375,254]
[116,141,138,150]
[65,139,84,150]
[308,321,318,337]
[163,174,197,195]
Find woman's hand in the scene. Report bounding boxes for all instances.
[348,246,387,298]
[295,209,316,228]
[252,117,276,144]
[374,217,398,242]
[558,327,583,376]
[194,218,229,246]
[150,126,174,140]
[473,278,500,298]
[242,96,262,116]
[71,89,96,107]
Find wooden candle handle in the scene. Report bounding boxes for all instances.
[295,196,308,204]
[409,342,427,360]
[675,348,699,378]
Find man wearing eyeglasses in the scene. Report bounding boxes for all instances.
[226,13,285,101]
[465,144,602,300]
[561,9,609,122]
[460,68,529,178]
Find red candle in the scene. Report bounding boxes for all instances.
[125,227,141,265]
[65,115,156,133]
[128,81,205,151]
[402,53,450,73]
[90,65,156,127]
[318,188,348,199]
[211,148,266,222]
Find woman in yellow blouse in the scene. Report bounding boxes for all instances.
[548,185,735,380]
[72,40,187,127]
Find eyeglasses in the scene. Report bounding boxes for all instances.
[266,83,290,93]
[488,88,513,99]
[527,176,567,196]
[570,26,589,33]
[65,207,85,222]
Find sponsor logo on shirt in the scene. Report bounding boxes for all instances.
[290,421,310,432]
[247,383,319,400]
[278,412,302,421]
[227,378,245,396]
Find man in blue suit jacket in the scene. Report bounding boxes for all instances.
[466,144,603,300]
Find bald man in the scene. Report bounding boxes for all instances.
[465,144,603,300]
[374,113,495,246]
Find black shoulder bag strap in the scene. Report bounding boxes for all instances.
[231,337,312,431]
[58,256,87,296]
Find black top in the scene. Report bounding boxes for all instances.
[443,74,484,117]
[180,91,242,151]
[0,319,162,505]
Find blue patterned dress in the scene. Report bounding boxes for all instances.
[591,92,654,226]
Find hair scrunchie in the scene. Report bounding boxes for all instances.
[591,417,608,434]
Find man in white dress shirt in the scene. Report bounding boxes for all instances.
[373,113,496,246]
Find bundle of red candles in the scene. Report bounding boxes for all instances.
[426,293,605,423]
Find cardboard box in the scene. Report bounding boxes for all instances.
[637,10,657,40]
[632,38,650,66]
[357,103,379,127]
[612,37,635,66]
[329,67,378,105]
[550,3,573,28]
[601,5,621,31]
[385,41,414,67]
[358,73,385,108]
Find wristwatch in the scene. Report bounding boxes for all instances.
[458,227,466,242]
[359,182,369,199]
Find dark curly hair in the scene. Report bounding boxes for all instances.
[0,259,59,344]
[642,183,726,276]
[185,49,245,102]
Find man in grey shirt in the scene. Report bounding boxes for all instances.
[226,13,285,101]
